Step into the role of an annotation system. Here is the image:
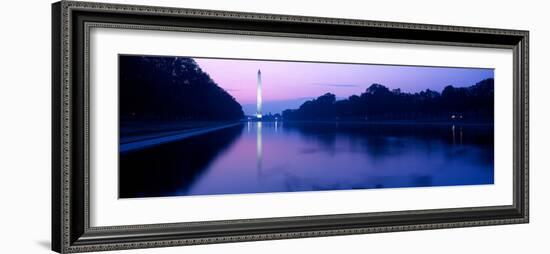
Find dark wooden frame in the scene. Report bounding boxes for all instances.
[52,1,529,253]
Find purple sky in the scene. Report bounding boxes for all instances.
[194,57,493,115]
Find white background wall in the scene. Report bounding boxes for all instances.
[0,0,547,253]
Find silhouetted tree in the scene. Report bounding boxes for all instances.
[283,79,494,122]
[119,56,244,121]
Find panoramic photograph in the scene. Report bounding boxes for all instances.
[118,55,495,198]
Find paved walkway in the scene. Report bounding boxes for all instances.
[120,122,242,154]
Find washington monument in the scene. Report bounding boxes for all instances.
[256,69,262,119]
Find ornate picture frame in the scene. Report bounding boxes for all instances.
[52,1,529,253]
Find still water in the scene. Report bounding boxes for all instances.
[119,122,494,198]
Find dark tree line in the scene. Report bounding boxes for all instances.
[282,78,494,122]
[119,56,244,121]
